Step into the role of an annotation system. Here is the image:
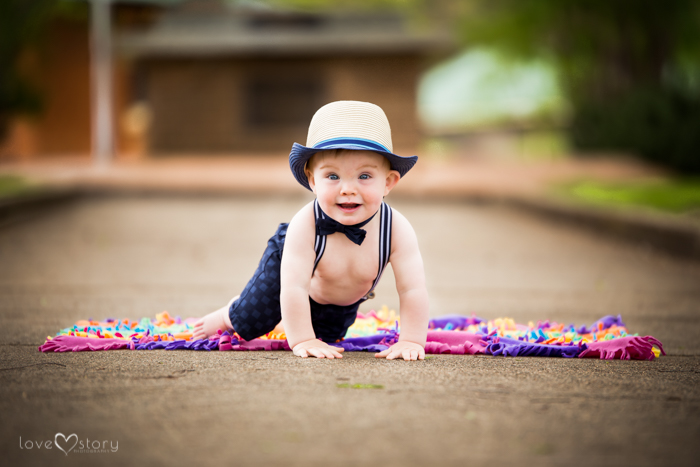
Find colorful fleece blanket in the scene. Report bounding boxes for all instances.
[38,306,664,360]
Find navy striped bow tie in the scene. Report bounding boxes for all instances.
[316,209,378,246]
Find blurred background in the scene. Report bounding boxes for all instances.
[1,0,700,214]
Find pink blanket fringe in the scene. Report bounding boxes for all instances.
[424,331,487,355]
[39,336,134,352]
[578,335,665,360]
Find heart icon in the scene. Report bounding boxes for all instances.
[54,433,78,455]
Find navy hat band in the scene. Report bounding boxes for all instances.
[314,137,391,153]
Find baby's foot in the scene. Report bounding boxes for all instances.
[191,306,233,340]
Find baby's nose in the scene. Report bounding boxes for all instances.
[340,180,357,195]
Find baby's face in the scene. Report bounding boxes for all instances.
[307,150,399,225]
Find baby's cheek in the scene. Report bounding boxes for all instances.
[359,179,381,190]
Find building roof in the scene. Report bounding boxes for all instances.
[116,0,452,58]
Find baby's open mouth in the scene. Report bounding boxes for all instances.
[337,203,360,211]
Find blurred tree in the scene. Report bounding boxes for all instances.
[457,0,700,172]
[0,0,56,141]
[457,1,699,94]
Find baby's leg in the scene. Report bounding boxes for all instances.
[191,296,237,340]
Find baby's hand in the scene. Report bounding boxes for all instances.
[374,341,425,361]
[292,339,344,359]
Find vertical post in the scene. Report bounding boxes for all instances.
[90,0,113,167]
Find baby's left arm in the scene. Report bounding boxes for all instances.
[375,209,429,361]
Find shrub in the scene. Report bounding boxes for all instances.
[570,86,700,174]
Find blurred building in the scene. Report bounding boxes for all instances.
[1,0,450,160]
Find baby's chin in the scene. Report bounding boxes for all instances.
[335,207,381,225]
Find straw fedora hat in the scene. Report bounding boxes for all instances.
[289,101,418,191]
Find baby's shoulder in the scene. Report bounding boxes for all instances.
[388,206,419,254]
[286,201,316,240]
[290,201,315,224]
[388,207,415,234]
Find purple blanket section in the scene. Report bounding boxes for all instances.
[487,336,582,358]
[330,331,399,352]
[576,315,626,334]
[428,315,485,330]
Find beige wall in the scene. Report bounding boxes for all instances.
[146,55,421,155]
[326,56,421,152]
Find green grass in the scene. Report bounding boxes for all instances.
[0,175,37,198]
[554,179,700,213]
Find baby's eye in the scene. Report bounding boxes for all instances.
[359,173,371,180]
[327,174,339,180]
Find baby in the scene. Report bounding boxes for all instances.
[192,101,429,360]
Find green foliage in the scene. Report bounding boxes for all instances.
[571,86,700,173]
[456,0,700,173]
[0,0,55,139]
[0,0,89,140]
[556,179,700,213]
[458,0,700,91]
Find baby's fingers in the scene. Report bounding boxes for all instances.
[310,347,343,359]
[374,348,391,358]
[307,347,327,359]
[375,344,425,361]
[327,346,344,358]
[319,347,340,359]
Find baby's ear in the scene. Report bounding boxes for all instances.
[306,171,316,193]
[384,170,400,196]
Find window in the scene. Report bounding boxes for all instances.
[245,74,325,128]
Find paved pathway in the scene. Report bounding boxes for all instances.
[1,196,698,466]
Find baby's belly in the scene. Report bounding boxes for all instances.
[308,275,374,306]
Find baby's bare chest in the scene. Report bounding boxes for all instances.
[313,232,380,283]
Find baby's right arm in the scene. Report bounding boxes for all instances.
[280,204,344,359]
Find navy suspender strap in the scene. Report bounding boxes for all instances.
[365,201,392,299]
[312,200,392,300]
[313,200,327,273]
